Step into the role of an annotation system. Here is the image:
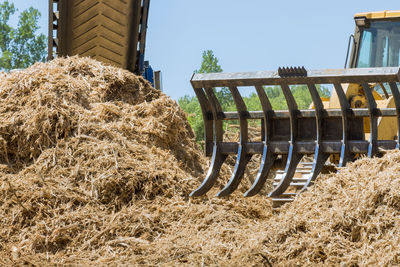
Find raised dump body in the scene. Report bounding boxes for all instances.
[48,0,150,75]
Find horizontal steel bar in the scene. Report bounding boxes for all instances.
[218,108,398,120]
[219,140,397,155]
[191,67,400,88]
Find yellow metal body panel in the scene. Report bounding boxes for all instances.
[324,83,397,141]
[376,97,397,140]
[354,10,400,20]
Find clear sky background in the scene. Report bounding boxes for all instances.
[8,0,400,100]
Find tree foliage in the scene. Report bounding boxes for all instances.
[243,85,330,111]
[179,50,231,143]
[0,1,46,70]
[179,50,331,144]
[195,50,222,74]
[178,94,204,143]
[194,50,233,107]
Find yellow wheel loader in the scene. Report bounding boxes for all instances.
[190,10,400,207]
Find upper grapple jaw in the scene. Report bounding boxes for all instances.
[190,67,400,200]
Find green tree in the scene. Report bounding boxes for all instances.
[178,94,204,142]
[195,50,233,108]
[179,50,231,142]
[241,85,330,112]
[0,1,46,70]
[195,50,222,74]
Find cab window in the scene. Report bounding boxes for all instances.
[357,21,400,68]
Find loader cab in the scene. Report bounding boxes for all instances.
[349,11,400,68]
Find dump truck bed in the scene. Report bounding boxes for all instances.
[48,0,150,74]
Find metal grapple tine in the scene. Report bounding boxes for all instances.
[190,145,227,197]
[301,83,330,190]
[361,83,378,157]
[333,83,351,167]
[245,146,276,196]
[193,87,214,157]
[301,153,330,191]
[269,145,303,197]
[306,83,324,136]
[216,146,251,197]
[217,86,252,197]
[245,85,276,197]
[269,83,303,197]
[389,82,400,149]
[190,87,226,197]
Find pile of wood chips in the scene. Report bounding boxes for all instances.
[0,57,399,266]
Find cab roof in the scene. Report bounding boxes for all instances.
[354,10,400,20]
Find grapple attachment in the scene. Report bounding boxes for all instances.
[190,67,400,202]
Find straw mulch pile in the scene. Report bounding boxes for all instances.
[251,151,400,266]
[0,57,272,266]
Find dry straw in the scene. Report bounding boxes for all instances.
[0,57,399,266]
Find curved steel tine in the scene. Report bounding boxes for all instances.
[204,87,225,141]
[190,87,225,196]
[268,146,302,197]
[268,83,302,197]
[193,87,214,157]
[300,148,330,191]
[217,86,252,197]
[361,83,378,157]
[217,146,252,197]
[245,85,276,197]
[190,145,227,196]
[388,82,400,149]
[300,83,329,191]
[245,146,276,196]
[333,83,351,167]
[281,83,299,114]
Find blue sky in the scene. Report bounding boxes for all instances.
[8,0,400,100]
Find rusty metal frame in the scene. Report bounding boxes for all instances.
[190,67,400,197]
